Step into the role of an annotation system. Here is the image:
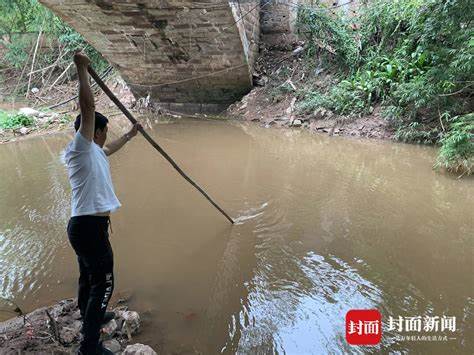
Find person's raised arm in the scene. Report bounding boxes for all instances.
[74,52,95,141]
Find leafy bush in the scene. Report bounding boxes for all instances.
[298,90,331,114]
[53,24,108,72]
[299,81,369,116]
[3,37,30,69]
[0,0,56,36]
[436,114,474,175]
[296,0,473,174]
[394,121,440,144]
[0,111,34,129]
[0,0,107,79]
[269,82,295,103]
[296,3,359,69]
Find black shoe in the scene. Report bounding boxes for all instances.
[102,311,115,325]
[77,344,115,355]
[97,344,115,355]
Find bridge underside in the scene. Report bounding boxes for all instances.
[39,0,260,113]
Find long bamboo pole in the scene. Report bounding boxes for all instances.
[87,66,234,224]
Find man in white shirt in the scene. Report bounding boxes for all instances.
[65,52,140,355]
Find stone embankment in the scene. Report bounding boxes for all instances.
[0,298,156,354]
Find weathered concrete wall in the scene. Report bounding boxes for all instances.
[231,1,260,70]
[261,0,291,35]
[39,0,260,113]
[261,0,362,43]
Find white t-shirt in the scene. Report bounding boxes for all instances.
[64,131,121,217]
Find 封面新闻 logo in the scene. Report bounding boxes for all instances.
[345,310,457,345]
[346,309,382,345]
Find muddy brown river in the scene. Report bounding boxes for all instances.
[0,118,473,354]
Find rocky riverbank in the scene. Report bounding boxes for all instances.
[0,74,136,144]
[0,298,157,354]
[226,41,394,141]
[0,107,74,143]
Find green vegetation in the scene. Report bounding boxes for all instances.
[0,0,107,86]
[435,113,474,175]
[296,5,358,69]
[296,0,473,174]
[0,109,72,131]
[0,1,106,138]
[0,110,34,129]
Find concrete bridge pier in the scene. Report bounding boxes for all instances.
[39,0,260,113]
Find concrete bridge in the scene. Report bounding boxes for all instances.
[39,0,261,113]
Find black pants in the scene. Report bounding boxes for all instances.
[67,215,114,354]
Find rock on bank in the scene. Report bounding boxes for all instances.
[0,298,156,354]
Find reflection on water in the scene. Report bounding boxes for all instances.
[0,119,473,354]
